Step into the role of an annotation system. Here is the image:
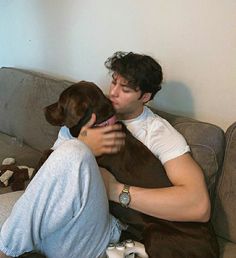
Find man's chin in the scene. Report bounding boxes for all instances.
[114,108,127,120]
[111,102,120,111]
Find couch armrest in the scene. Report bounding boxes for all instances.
[152,108,225,204]
[213,122,236,243]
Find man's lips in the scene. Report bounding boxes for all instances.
[110,99,118,106]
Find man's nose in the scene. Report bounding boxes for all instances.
[110,84,119,97]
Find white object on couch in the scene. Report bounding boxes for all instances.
[2,157,16,165]
[106,240,148,258]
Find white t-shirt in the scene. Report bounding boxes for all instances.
[122,106,190,164]
[52,106,190,164]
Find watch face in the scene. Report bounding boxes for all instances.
[119,192,130,206]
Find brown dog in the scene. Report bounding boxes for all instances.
[41,81,219,258]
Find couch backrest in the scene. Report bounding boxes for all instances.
[213,122,236,243]
[0,67,72,151]
[154,109,226,204]
[0,67,230,239]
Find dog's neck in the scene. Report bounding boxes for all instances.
[69,108,117,137]
[94,115,117,127]
[69,108,93,137]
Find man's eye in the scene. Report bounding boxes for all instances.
[122,87,132,93]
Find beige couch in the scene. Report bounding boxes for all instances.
[0,67,235,257]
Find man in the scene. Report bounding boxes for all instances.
[0,51,210,258]
[80,51,210,222]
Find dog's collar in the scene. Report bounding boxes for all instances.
[94,115,117,127]
[69,108,93,137]
[69,109,117,137]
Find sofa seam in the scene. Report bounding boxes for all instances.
[217,124,236,194]
[189,143,219,171]
[174,121,224,132]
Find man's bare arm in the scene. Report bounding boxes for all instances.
[102,153,211,222]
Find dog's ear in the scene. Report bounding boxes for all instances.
[44,102,65,126]
[63,100,90,128]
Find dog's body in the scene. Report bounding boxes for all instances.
[41,81,219,258]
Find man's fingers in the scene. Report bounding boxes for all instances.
[101,124,126,140]
[100,124,123,133]
[78,120,125,156]
[102,145,123,154]
[83,113,96,129]
[101,137,125,153]
[104,136,125,146]
[103,131,126,141]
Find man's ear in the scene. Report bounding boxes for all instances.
[141,92,152,103]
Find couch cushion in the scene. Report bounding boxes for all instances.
[154,109,225,203]
[0,132,41,167]
[0,132,41,194]
[218,237,236,258]
[0,191,24,226]
[0,67,72,151]
[213,122,236,243]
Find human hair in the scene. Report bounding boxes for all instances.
[104,51,163,100]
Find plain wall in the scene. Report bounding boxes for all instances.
[0,0,235,130]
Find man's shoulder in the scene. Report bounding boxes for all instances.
[144,107,175,133]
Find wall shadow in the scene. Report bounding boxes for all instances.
[150,81,195,119]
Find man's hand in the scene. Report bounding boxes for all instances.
[78,114,125,156]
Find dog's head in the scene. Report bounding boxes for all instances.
[44,81,115,137]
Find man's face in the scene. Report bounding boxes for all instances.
[108,73,150,120]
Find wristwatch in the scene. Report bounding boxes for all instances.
[119,184,131,208]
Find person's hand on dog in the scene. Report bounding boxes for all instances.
[78,113,125,156]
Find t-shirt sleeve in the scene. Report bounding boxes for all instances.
[149,119,190,164]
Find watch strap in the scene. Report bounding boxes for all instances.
[122,184,130,194]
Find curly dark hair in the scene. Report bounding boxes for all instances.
[105,51,163,100]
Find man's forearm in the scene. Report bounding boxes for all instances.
[104,153,211,222]
[128,185,210,222]
[109,174,210,222]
